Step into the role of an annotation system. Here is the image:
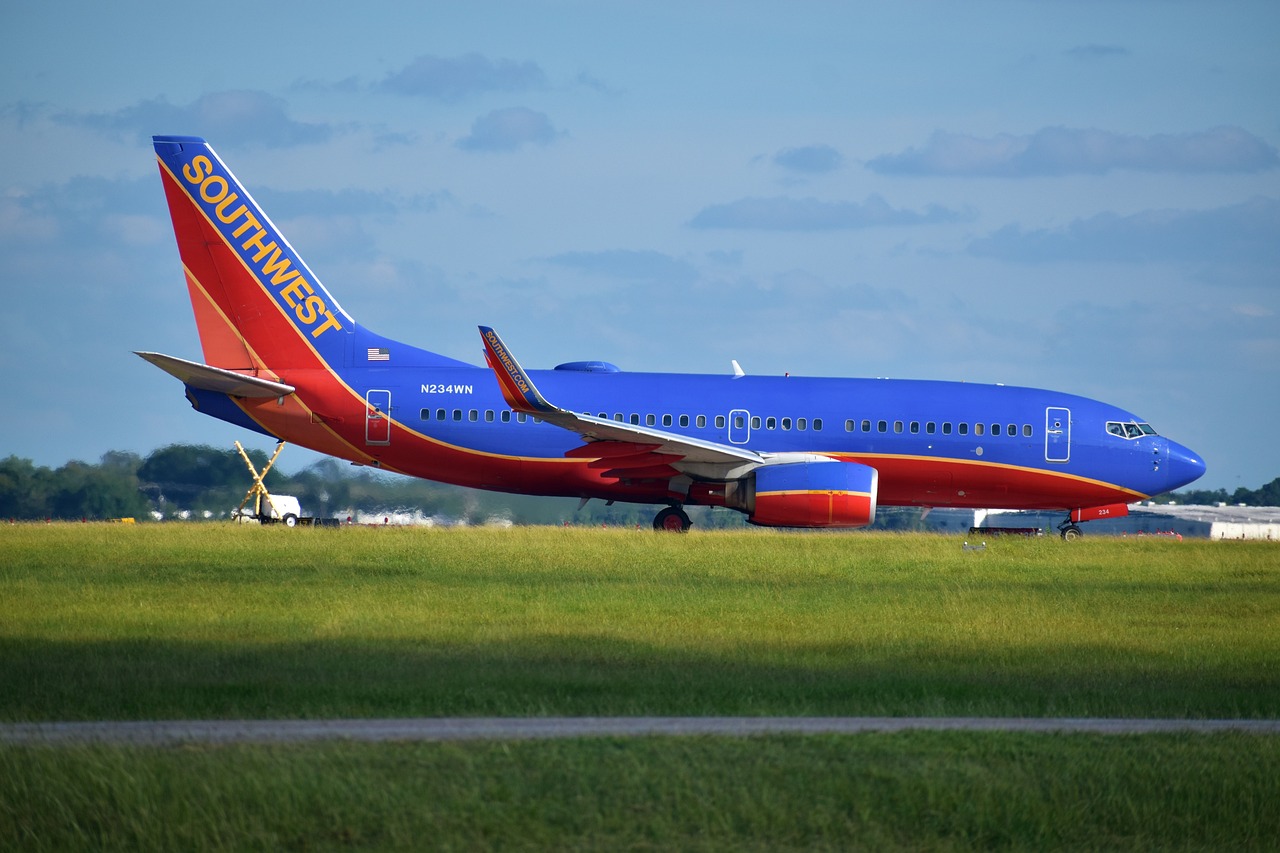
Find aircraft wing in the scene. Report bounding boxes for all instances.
[479,327,763,468]
[135,351,296,399]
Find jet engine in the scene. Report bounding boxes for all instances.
[724,460,878,528]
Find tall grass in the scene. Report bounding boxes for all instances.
[4,733,1279,851]
[2,524,1276,721]
[3,525,1278,851]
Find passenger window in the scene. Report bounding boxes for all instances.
[679,415,689,427]
[958,423,968,435]
[926,422,935,434]
[630,414,640,425]
[991,423,1001,436]
[797,418,806,431]
[646,414,656,426]
[861,420,871,432]
[1023,424,1032,437]
[878,420,887,433]
[614,413,623,422]
[517,412,527,423]
[485,410,494,422]
[910,421,919,434]
[732,415,743,429]
[845,419,855,432]
[782,417,792,430]
[974,423,984,436]
[452,409,462,422]
[942,422,952,435]
[716,415,726,429]
[469,410,478,422]
[435,408,446,420]
[751,417,761,429]
[894,421,904,433]
[766,417,777,430]
[662,414,672,427]
[813,418,822,430]
[501,411,511,423]
[697,415,706,428]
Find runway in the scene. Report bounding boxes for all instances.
[4,717,1279,746]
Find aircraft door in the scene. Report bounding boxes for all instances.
[728,409,750,444]
[1045,406,1070,463]
[366,389,391,446]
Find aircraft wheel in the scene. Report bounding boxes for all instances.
[1060,524,1083,541]
[283,513,299,528]
[654,507,691,533]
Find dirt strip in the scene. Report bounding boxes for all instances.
[3,717,1279,745]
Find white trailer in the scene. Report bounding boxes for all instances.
[232,441,339,527]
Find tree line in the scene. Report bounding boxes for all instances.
[0,444,742,527]
[1150,479,1280,508]
[2,444,1276,524]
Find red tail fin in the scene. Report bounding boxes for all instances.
[152,136,350,372]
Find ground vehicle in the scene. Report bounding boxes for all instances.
[228,441,338,527]
[234,494,338,527]
[234,493,301,526]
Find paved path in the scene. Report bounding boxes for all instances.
[4,717,1279,746]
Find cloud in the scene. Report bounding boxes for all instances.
[967,197,1280,264]
[574,71,621,97]
[868,126,1279,176]
[58,91,333,148]
[1066,44,1129,59]
[0,175,160,245]
[253,187,451,219]
[456,107,559,152]
[773,145,843,174]
[544,249,698,286]
[0,174,178,319]
[378,54,547,101]
[689,194,963,231]
[752,272,917,312]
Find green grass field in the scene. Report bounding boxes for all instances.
[2,524,1278,850]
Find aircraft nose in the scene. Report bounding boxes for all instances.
[1165,440,1206,491]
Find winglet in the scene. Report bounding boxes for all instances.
[478,326,557,415]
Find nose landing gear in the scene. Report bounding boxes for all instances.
[1058,522,1083,540]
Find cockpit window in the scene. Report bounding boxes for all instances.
[1106,420,1158,440]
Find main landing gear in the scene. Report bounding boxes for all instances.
[654,506,692,532]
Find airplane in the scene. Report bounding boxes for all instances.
[137,135,1206,537]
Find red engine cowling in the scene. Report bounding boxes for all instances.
[729,461,878,528]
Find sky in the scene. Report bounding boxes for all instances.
[1,0,1277,493]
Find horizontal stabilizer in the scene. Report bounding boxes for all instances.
[135,351,295,398]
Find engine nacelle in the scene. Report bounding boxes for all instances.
[727,461,878,528]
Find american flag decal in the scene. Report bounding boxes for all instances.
[367,347,390,361]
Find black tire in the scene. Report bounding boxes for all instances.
[1060,524,1083,541]
[283,513,299,528]
[653,506,691,532]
